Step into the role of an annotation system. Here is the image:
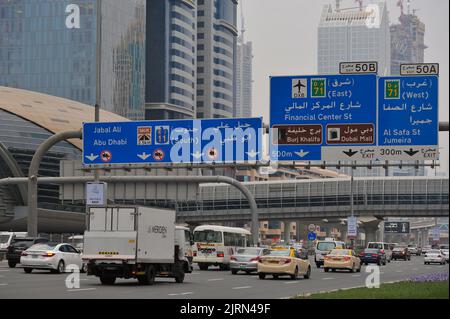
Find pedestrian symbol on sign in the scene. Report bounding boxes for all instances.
[155,126,170,145]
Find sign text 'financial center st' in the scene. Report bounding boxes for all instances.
[270,74,439,162]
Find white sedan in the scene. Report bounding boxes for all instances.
[424,249,446,265]
[20,243,83,274]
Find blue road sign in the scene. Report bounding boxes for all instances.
[307,232,317,241]
[378,76,439,147]
[270,74,377,161]
[83,118,263,165]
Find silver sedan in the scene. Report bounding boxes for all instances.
[230,247,271,275]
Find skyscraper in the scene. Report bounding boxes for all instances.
[145,0,197,120]
[0,0,146,120]
[235,31,253,118]
[318,2,391,75]
[390,11,427,76]
[196,0,238,119]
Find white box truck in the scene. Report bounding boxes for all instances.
[83,206,192,285]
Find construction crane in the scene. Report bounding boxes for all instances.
[397,0,404,15]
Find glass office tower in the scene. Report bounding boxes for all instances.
[0,0,146,120]
[145,0,197,120]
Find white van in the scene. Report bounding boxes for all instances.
[367,242,393,262]
[314,240,346,268]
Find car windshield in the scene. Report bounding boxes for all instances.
[393,248,404,251]
[194,230,222,244]
[268,250,291,257]
[28,244,57,251]
[317,242,335,251]
[0,235,10,244]
[368,243,383,249]
[236,248,260,255]
[330,249,350,256]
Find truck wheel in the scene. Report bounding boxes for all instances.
[138,266,156,286]
[100,276,116,285]
[199,264,208,271]
[8,261,16,268]
[175,270,185,284]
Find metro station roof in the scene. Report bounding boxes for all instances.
[0,86,128,150]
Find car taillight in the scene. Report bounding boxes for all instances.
[281,258,291,264]
[42,252,55,257]
[21,252,28,256]
[193,252,197,257]
[217,252,224,258]
[359,252,364,256]
[372,254,379,257]
[250,257,260,262]
[230,256,237,261]
[380,250,385,254]
[343,257,351,261]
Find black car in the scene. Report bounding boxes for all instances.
[359,248,387,265]
[6,237,49,268]
[391,247,411,261]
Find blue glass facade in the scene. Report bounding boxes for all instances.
[145,0,197,120]
[0,0,146,120]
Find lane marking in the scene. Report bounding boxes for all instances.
[168,292,194,296]
[284,281,300,284]
[232,286,252,290]
[0,270,10,272]
[0,283,8,286]
[322,277,334,280]
[208,278,224,282]
[66,288,96,292]
[396,270,403,273]
[352,274,361,277]
[190,272,200,275]
[412,268,419,271]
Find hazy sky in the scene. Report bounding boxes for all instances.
[239,0,449,175]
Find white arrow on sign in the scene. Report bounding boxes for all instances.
[137,152,151,160]
[246,150,259,158]
[191,152,204,160]
[295,150,310,158]
[85,154,99,162]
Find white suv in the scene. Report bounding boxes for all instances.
[367,242,392,262]
[314,240,346,268]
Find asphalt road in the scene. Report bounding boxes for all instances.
[0,256,448,299]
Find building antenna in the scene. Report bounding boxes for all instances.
[240,0,245,43]
[336,0,341,12]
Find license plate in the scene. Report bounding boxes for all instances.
[240,265,246,269]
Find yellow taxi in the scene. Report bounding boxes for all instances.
[258,247,311,280]
[324,249,361,273]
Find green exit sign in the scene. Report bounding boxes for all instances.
[385,79,400,99]
[311,78,326,98]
